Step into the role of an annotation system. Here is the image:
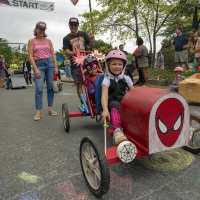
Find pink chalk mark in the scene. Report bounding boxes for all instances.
[69,193,88,200]
[55,180,88,200]
[110,171,132,195]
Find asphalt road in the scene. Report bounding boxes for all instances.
[0,81,200,200]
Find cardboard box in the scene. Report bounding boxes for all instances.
[179,73,200,103]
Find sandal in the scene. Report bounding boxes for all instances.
[48,110,57,116]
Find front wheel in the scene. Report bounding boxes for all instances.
[183,112,200,154]
[62,103,70,132]
[80,137,110,197]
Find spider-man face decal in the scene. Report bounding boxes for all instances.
[155,98,184,147]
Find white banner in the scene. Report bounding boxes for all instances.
[0,0,54,12]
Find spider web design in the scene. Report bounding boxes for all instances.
[155,99,184,147]
[118,143,137,163]
[127,110,149,146]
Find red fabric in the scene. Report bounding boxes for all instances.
[84,73,99,104]
[84,73,98,90]
[53,74,58,81]
[132,45,141,57]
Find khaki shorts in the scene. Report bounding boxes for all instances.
[175,50,188,63]
[138,62,148,68]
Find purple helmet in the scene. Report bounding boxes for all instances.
[106,50,127,66]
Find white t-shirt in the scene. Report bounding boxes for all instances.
[24,62,28,71]
[102,74,133,87]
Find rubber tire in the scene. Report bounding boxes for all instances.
[62,103,70,132]
[183,112,200,154]
[80,137,110,197]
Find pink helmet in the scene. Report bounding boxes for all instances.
[106,50,127,65]
[174,66,183,72]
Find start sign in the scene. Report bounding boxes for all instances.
[0,0,54,11]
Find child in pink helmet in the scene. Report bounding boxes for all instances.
[101,50,134,145]
[170,66,185,92]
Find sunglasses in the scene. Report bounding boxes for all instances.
[86,63,97,71]
[70,24,78,27]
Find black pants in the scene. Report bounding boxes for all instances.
[24,71,32,85]
[135,58,145,85]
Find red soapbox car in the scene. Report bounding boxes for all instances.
[61,51,200,197]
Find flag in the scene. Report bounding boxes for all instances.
[71,0,79,6]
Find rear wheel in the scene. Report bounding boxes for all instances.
[183,112,200,154]
[62,103,70,132]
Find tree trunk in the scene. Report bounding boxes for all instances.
[152,33,156,68]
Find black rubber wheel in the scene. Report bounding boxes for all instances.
[183,112,200,154]
[80,137,110,197]
[62,103,70,132]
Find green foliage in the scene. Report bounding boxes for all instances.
[80,0,193,69]
[161,47,175,70]
[148,68,193,82]
[95,39,113,53]
[0,38,13,64]
[159,0,198,38]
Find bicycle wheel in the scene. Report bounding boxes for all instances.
[183,112,200,154]
[80,137,110,197]
[62,103,70,132]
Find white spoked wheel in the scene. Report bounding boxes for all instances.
[62,103,70,132]
[183,112,200,154]
[80,137,110,197]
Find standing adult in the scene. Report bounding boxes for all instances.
[64,57,73,81]
[23,58,32,86]
[186,31,200,73]
[28,21,58,121]
[119,44,128,55]
[0,55,7,87]
[172,27,189,70]
[134,37,149,86]
[156,51,164,69]
[63,17,95,106]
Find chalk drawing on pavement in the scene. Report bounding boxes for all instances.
[110,171,132,195]
[55,180,88,200]
[21,191,40,200]
[18,172,40,183]
[45,170,58,178]
[138,148,195,171]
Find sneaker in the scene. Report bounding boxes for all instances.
[69,77,74,81]
[48,110,57,116]
[30,84,32,86]
[34,113,42,121]
[114,128,128,145]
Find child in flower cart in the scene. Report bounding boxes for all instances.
[170,66,185,92]
[83,55,100,105]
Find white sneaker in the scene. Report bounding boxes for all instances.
[114,128,128,145]
[30,84,32,86]
[69,77,74,81]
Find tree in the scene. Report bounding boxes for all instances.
[0,38,13,64]
[94,39,114,53]
[80,0,197,67]
[21,45,28,58]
